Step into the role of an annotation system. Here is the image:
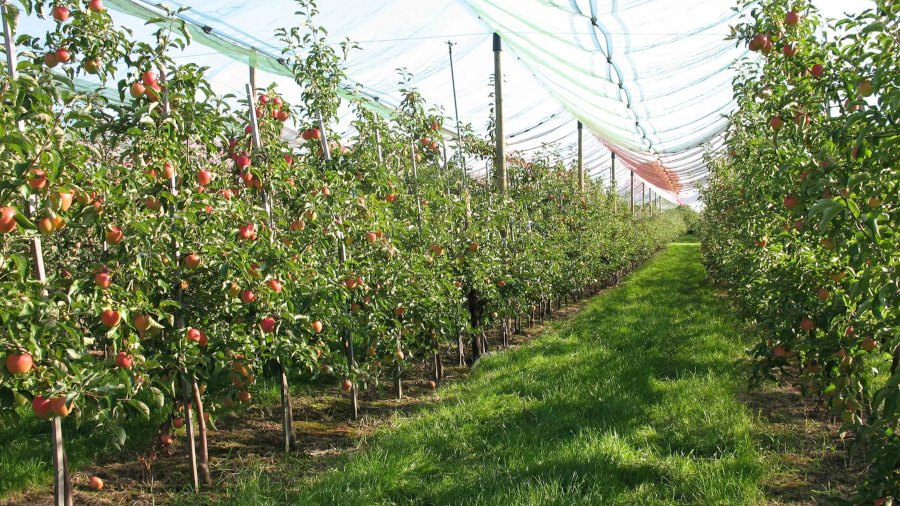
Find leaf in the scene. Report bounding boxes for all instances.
[125,399,150,419]
[149,387,165,408]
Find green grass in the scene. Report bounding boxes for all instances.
[211,238,773,505]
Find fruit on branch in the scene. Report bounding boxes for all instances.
[82,59,101,74]
[94,272,112,289]
[311,320,323,334]
[32,395,51,418]
[49,396,71,417]
[749,33,768,52]
[238,223,257,241]
[266,279,282,293]
[6,353,33,375]
[101,309,121,328]
[341,379,352,392]
[173,417,185,429]
[785,10,800,26]
[88,0,105,13]
[0,207,17,234]
[366,231,377,243]
[861,338,877,352]
[134,314,151,332]
[51,191,73,211]
[159,434,174,446]
[142,71,158,86]
[810,64,824,78]
[240,290,255,303]
[105,226,124,245]
[769,116,784,130]
[782,44,797,57]
[28,169,48,190]
[43,53,59,67]
[856,79,874,97]
[260,317,276,333]
[186,328,202,342]
[162,162,175,179]
[130,82,145,98]
[238,391,252,403]
[800,318,816,331]
[51,5,71,22]
[197,169,212,187]
[816,288,830,300]
[115,352,133,370]
[55,48,71,63]
[183,253,201,269]
[783,195,798,209]
[37,217,54,235]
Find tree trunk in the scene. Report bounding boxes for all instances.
[278,363,296,452]
[182,378,199,491]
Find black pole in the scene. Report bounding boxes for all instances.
[447,41,467,190]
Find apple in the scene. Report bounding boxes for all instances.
[55,48,71,63]
[769,116,784,131]
[193,169,213,187]
[236,155,251,169]
[861,338,877,352]
[130,82,145,98]
[94,272,112,289]
[266,279,282,293]
[32,395,51,418]
[430,121,440,131]
[340,379,353,392]
[198,332,209,347]
[162,162,176,179]
[783,195,798,209]
[307,128,321,140]
[0,207,17,234]
[105,225,124,245]
[6,353,33,375]
[365,231,377,243]
[385,194,397,203]
[142,71,158,86]
[393,305,405,317]
[43,53,59,67]
[183,253,201,269]
[430,244,444,256]
[52,5,70,22]
[395,350,405,361]
[238,391,252,403]
[115,352,133,369]
[37,217,54,235]
[857,79,874,97]
[145,83,161,102]
[800,318,816,331]
[781,44,797,57]
[173,417,185,429]
[240,290,256,303]
[49,396,71,417]
[144,196,161,210]
[87,0,105,13]
[785,10,800,26]
[276,110,290,122]
[134,314,151,332]
[819,238,836,250]
[50,191,73,212]
[101,309,121,328]
[468,242,480,252]
[749,33,768,52]
[27,169,48,190]
[311,320,323,333]
[260,317,276,333]
[273,97,283,107]
[343,278,358,290]
[238,223,257,240]
[772,346,786,358]
[186,328,202,342]
[816,288,830,300]
[82,59,101,74]
[810,63,824,78]
[159,434,174,446]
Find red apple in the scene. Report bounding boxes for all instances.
[43,53,59,67]
[101,309,121,328]
[134,314,152,332]
[49,396,71,417]
[142,71,158,86]
[238,223,257,240]
[861,338,877,352]
[52,5,71,22]
[82,58,101,74]
[810,63,824,78]
[27,169,48,190]
[341,379,353,392]
[260,317,276,333]
[236,155,251,169]
[238,391,251,403]
[769,116,784,131]
[186,328,202,342]
[94,272,112,289]
[37,217,54,235]
[782,44,797,57]
[785,10,800,26]
[32,395,51,418]
[87,0,105,13]
[105,225,124,245]
[197,169,212,186]
[183,253,201,269]
[144,196,161,210]
[800,318,816,331]
[6,353,33,375]
[240,290,255,303]
[0,207,17,234]
[783,195,798,209]
[857,79,874,97]
[266,279,282,293]
[115,352,133,369]
[159,434,174,446]
[55,48,71,63]
[130,82,145,98]
[311,320,323,334]
[173,417,185,429]
[749,33,768,52]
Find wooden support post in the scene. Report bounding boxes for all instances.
[611,152,617,212]
[577,121,584,192]
[191,380,212,485]
[181,378,199,492]
[493,33,507,193]
[630,171,635,215]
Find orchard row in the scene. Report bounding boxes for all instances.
[0,0,686,497]
[701,0,898,501]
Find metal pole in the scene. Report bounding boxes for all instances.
[4,7,71,504]
[375,128,383,163]
[493,33,507,193]
[611,152,616,212]
[447,41,467,190]
[577,122,584,192]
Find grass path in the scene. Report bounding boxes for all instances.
[222,238,775,505]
